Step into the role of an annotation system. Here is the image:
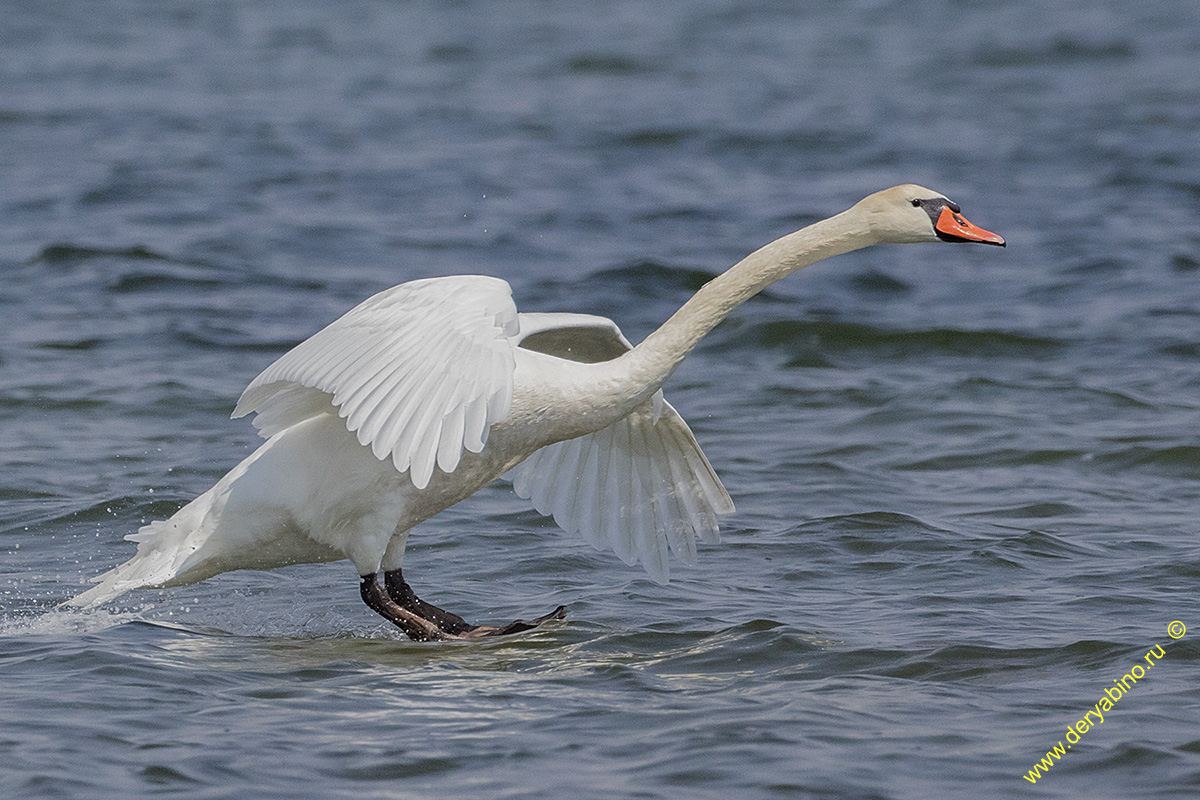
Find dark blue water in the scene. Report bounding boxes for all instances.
[3,1,1200,797]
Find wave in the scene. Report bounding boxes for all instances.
[709,317,1064,360]
[1,493,186,536]
[30,243,173,266]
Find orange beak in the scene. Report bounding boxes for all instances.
[935,206,1006,246]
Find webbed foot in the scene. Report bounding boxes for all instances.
[362,569,567,642]
[452,606,568,639]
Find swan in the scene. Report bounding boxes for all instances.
[66,185,1004,640]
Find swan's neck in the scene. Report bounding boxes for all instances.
[619,207,875,400]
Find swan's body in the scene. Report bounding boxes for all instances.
[68,185,1003,639]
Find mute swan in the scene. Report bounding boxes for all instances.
[67,185,1004,640]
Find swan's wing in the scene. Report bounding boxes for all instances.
[515,312,632,363]
[509,398,735,583]
[510,312,729,582]
[514,312,666,419]
[232,275,519,489]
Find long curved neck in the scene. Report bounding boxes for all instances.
[617,206,876,401]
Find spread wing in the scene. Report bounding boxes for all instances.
[232,275,519,490]
[509,398,734,583]
[510,313,734,582]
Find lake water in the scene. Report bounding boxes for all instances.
[2,1,1199,798]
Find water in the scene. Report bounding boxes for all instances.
[3,0,1200,797]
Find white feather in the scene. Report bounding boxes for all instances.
[233,276,518,487]
[510,397,733,583]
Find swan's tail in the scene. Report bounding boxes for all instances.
[65,418,349,609]
[63,490,219,609]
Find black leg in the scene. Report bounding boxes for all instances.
[380,568,568,640]
[383,569,475,636]
[360,573,447,642]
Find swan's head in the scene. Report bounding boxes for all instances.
[856,184,1005,247]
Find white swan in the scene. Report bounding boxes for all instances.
[67,185,1004,639]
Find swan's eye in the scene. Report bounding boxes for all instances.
[911,199,921,207]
